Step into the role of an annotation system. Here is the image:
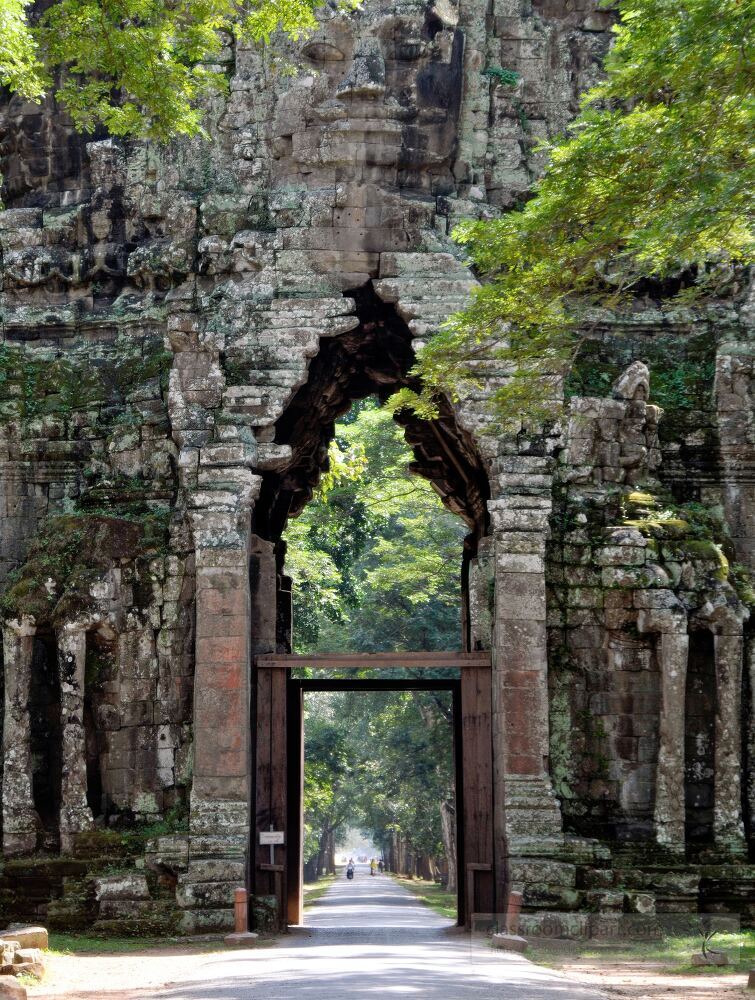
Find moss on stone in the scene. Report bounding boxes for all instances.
[0,513,167,626]
[731,563,755,607]
[566,332,717,442]
[549,680,577,801]
[0,335,172,427]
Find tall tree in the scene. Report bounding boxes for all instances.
[392,0,754,425]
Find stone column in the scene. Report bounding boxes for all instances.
[715,339,755,568]
[652,631,689,852]
[2,617,38,854]
[177,498,257,932]
[57,622,94,853]
[713,625,746,854]
[490,459,564,851]
[166,306,263,932]
[636,595,689,852]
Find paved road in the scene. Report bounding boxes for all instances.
[144,868,608,999]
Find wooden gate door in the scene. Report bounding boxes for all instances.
[252,652,498,930]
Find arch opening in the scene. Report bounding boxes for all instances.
[250,287,491,658]
[249,291,497,931]
[252,286,490,549]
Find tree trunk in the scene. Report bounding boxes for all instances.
[417,854,436,881]
[316,828,329,877]
[440,799,457,892]
[329,829,336,874]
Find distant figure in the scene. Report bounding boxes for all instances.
[346,862,355,881]
[370,858,377,876]
[378,859,384,874]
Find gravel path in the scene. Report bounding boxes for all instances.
[128,868,609,1000]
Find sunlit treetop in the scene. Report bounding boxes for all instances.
[0,0,356,140]
[393,0,755,425]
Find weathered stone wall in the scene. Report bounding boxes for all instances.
[1,0,753,932]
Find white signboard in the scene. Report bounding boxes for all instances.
[260,831,285,845]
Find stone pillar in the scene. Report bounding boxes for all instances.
[2,617,38,855]
[652,631,689,852]
[490,458,564,852]
[166,306,262,932]
[715,339,755,568]
[713,626,746,854]
[57,623,94,852]
[636,595,689,852]
[468,538,494,650]
[178,526,253,932]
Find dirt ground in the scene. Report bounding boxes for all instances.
[554,956,750,999]
[26,941,753,1000]
[28,942,230,999]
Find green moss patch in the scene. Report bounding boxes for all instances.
[0,513,167,626]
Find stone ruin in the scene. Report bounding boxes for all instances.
[0,0,753,936]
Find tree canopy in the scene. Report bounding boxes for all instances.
[395,0,754,425]
[0,0,339,140]
[284,399,467,653]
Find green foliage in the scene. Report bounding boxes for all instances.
[396,0,754,426]
[284,399,466,652]
[0,0,45,98]
[1,0,357,143]
[289,401,462,872]
[482,66,519,87]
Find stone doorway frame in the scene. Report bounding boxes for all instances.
[252,651,502,930]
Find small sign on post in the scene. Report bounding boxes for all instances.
[260,826,285,867]
[259,830,285,845]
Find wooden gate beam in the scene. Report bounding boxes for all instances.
[256,651,491,670]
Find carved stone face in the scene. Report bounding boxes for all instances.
[271,1,463,196]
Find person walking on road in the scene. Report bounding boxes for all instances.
[370,858,377,876]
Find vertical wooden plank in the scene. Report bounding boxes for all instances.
[461,665,495,921]
[254,665,273,898]
[452,681,465,926]
[286,682,304,926]
[250,535,279,916]
[270,667,288,929]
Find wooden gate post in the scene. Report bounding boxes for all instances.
[460,664,496,925]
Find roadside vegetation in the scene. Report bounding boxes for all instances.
[527,928,755,976]
[391,875,457,921]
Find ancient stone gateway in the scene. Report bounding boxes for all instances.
[0,0,753,935]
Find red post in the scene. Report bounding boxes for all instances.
[505,890,523,934]
[234,888,248,934]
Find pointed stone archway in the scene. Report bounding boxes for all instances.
[172,266,566,933]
